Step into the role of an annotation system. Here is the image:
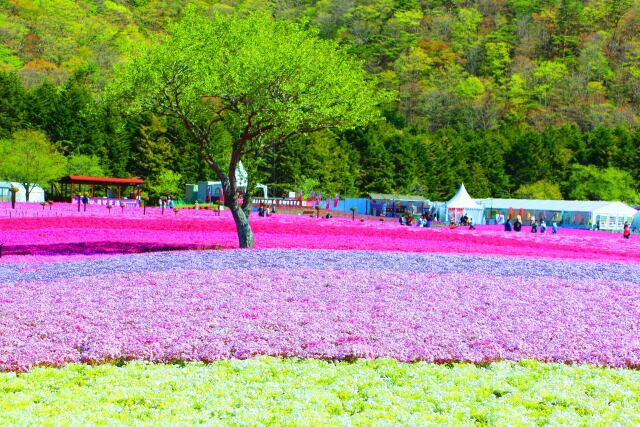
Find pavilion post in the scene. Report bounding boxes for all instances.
[91,184,95,197]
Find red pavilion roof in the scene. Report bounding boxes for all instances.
[61,176,144,185]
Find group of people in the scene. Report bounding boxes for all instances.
[399,212,435,227]
[447,214,475,230]
[158,196,174,208]
[395,208,634,239]
[504,216,558,234]
[258,203,276,217]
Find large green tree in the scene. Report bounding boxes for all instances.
[66,153,106,176]
[0,72,27,137]
[566,165,639,203]
[515,180,563,200]
[112,9,386,247]
[0,130,67,201]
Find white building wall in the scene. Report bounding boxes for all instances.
[0,182,45,203]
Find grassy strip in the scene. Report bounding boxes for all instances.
[1,358,639,426]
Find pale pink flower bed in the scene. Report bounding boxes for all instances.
[1,267,638,372]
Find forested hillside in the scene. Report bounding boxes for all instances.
[1,0,639,202]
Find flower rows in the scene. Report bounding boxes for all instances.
[1,250,638,371]
[3,249,640,286]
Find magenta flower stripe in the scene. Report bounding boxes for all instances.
[1,213,639,263]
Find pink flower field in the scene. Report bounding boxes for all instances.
[1,266,639,372]
[1,204,639,374]
[1,203,639,264]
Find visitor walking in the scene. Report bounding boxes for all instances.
[540,220,546,234]
[552,221,558,234]
[531,221,538,233]
[513,219,522,232]
[406,214,413,226]
[81,193,89,212]
[504,218,512,232]
[623,222,631,239]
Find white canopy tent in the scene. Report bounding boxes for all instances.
[592,202,638,231]
[446,183,485,224]
[475,198,637,230]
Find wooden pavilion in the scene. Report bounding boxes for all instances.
[53,176,144,204]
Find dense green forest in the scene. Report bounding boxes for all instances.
[0,0,639,202]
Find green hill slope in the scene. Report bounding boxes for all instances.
[2,0,639,129]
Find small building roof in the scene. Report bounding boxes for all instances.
[369,193,429,203]
[447,184,483,210]
[61,176,144,185]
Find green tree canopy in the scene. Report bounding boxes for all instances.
[111,9,388,247]
[515,180,563,200]
[0,130,67,200]
[67,153,106,176]
[146,169,183,201]
[566,165,639,203]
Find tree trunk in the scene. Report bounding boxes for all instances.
[221,160,255,248]
[230,202,254,248]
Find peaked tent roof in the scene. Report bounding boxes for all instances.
[447,183,482,209]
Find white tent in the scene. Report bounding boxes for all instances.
[446,183,484,225]
[474,198,637,230]
[0,181,45,203]
[592,202,638,231]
